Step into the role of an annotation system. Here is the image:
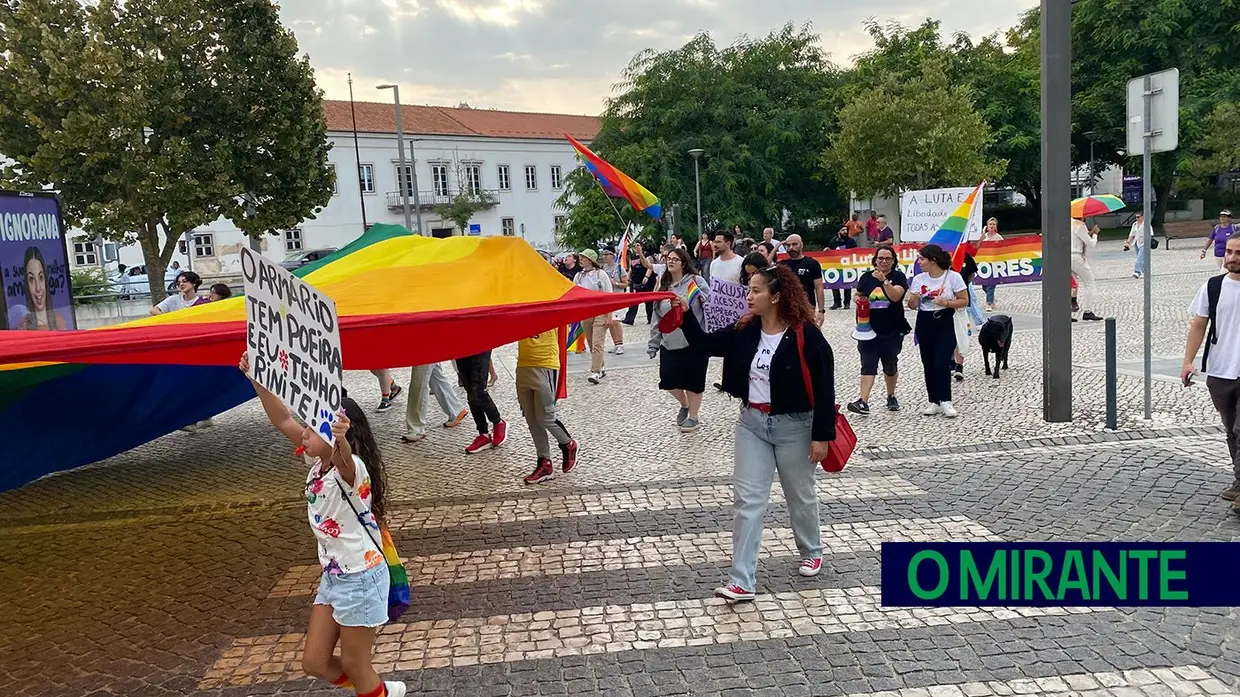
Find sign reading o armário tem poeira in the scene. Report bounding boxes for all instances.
[241,246,345,445]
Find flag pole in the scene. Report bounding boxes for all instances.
[590,175,630,230]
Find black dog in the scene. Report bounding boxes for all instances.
[978,314,1013,379]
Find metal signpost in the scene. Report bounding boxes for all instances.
[1126,68,1179,421]
[1040,0,1073,423]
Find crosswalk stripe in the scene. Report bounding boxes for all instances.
[267,515,997,598]
[201,585,1109,688]
[386,474,923,530]
[837,666,1232,697]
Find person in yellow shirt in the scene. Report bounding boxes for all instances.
[518,328,579,484]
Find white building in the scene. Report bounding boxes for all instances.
[68,101,600,278]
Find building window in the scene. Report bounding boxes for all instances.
[359,164,375,194]
[497,165,511,191]
[525,165,537,191]
[192,232,215,258]
[329,164,338,194]
[396,165,414,195]
[431,163,449,197]
[284,228,303,252]
[464,163,482,193]
[550,165,562,190]
[73,240,97,266]
[554,216,566,234]
[501,218,515,237]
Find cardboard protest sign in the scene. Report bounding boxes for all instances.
[705,277,748,332]
[241,247,344,444]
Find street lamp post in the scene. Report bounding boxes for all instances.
[688,149,704,240]
[376,84,418,234]
[1040,0,1073,423]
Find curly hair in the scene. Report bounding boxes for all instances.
[340,395,388,522]
[737,263,815,329]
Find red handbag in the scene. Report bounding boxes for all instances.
[794,324,856,473]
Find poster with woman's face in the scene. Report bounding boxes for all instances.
[0,192,76,331]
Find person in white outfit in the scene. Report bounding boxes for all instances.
[1071,217,1102,322]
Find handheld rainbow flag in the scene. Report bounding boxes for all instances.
[617,224,633,272]
[914,181,986,277]
[685,278,703,306]
[566,321,586,353]
[565,134,662,218]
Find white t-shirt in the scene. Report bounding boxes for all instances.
[748,329,786,403]
[304,454,385,576]
[909,270,967,312]
[1190,276,1240,379]
[156,293,199,314]
[711,254,745,284]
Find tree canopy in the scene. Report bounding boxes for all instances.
[0,0,334,301]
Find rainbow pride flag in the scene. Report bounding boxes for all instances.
[685,278,703,306]
[566,321,586,353]
[566,135,662,218]
[915,181,985,276]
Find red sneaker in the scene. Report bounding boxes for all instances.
[491,419,508,447]
[523,458,554,485]
[561,439,579,473]
[464,433,493,454]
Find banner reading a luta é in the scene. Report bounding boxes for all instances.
[806,235,1043,290]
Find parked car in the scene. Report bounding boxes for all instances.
[112,264,178,295]
[280,248,337,271]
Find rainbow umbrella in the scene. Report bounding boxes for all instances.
[1070,194,1126,218]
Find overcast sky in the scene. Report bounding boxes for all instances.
[279,0,1038,115]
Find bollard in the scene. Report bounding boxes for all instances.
[1105,317,1118,430]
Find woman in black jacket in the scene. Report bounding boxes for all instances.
[671,264,836,602]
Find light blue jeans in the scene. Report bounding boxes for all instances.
[1133,243,1148,276]
[730,406,822,590]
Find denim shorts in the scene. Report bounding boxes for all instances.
[313,563,389,627]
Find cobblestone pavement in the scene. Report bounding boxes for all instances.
[2,241,1240,697]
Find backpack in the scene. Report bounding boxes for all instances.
[1203,274,1226,372]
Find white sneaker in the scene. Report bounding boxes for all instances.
[614,345,625,355]
[588,371,603,384]
[922,403,942,416]
[385,681,408,697]
[941,401,958,418]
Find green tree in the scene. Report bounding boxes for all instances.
[554,167,632,251]
[826,60,1007,198]
[557,23,845,243]
[1067,0,1240,228]
[434,190,498,234]
[1194,101,1240,174]
[0,0,334,302]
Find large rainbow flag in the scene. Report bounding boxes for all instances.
[566,135,662,219]
[0,225,670,491]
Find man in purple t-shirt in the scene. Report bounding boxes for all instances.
[1202,210,1235,270]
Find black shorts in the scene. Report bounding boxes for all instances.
[857,334,903,376]
[659,346,709,393]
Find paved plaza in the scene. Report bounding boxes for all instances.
[3,240,1240,697]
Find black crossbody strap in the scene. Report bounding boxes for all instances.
[334,475,383,554]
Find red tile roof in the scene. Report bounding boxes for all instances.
[322,100,600,141]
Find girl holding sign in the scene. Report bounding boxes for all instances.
[238,353,406,697]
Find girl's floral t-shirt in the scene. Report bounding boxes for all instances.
[304,453,384,575]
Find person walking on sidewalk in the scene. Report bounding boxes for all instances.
[572,249,613,384]
[1201,210,1235,271]
[667,263,836,602]
[847,244,909,415]
[400,362,468,444]
[1071,217,1103,322]
[1124,212,1148,280]
[456,351,507,454]
[518,328,580,484]
[905,244,970,418]
[369,370,403,412]
[649,247,711,432]
[1182,235,1240,509]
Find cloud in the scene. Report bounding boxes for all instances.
[279,0,1038,115]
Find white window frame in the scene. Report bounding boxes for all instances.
[501,217,515,237]
[396,164,414,196]
[464,163,482,193]
[524,164,537,191]
[497,164,511,191]
[431,162,450,197]
[329,164,338,194]
[73,240,97,266]
[550,165,562,190]
[284,228,303,252]
[554,215,566,234]
[192,232,215,258]
[359,164,375,194]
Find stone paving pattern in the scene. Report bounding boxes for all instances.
[2,241,1240,697]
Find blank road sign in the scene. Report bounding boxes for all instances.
[1126,68,1179,154]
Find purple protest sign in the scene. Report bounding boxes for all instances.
[0,191,76,331]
